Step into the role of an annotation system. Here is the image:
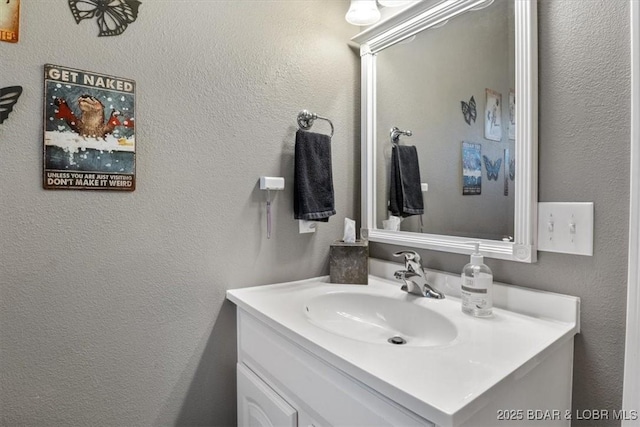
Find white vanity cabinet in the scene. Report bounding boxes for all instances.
[228,262,580,427]
[236,309,432,427]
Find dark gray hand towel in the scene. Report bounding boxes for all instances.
[294,130,335,222]
[389,144,424,217]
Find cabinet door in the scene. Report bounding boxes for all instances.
[238,363,297,427]
[239,311,432,426]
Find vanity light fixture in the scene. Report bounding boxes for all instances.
[377,0,416,7]
[345,0,381,26]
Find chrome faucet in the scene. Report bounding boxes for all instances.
[393,250,445,299]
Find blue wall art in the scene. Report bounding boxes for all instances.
[462,141,482,195]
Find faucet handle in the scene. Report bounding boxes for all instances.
[393,250,421,263]
[393,251,424,273]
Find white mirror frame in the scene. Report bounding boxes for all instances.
[352,0,538,262]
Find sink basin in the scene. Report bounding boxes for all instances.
[304,292,457,347]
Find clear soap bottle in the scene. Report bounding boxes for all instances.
[461,242,493,317]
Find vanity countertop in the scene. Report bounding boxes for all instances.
[227,259,580,426]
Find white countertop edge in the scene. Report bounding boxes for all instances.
[447,330,577,426]
[369,258,581,331]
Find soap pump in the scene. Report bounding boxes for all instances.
[461,242,493,317]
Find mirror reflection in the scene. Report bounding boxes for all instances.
[375,0,515,241]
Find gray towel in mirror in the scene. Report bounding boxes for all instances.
[294,130,335,222]
[389,144,424,217]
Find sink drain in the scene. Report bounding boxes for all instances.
[387,336,407,345]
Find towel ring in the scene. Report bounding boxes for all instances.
[390,126,412,145]
[297,110,334,138]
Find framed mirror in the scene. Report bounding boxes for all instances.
[352,0,538,262]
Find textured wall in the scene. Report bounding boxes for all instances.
[0,1,358,426]
[1,0,631,426]
[372,0,631,425]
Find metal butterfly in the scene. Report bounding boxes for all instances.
[0,86,23,124]
[482,155,502,181]
[68,0,142,37]
[460,95,477,125]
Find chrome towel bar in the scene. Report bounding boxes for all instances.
[297,110,334,138]
[390,126,412,145]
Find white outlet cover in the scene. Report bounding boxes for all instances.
[260,176,285,190]
[298,220,317,234]
[538,202,594,256]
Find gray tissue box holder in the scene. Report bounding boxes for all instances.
[329,240,368,285]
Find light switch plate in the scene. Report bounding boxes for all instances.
[538,202,594,256]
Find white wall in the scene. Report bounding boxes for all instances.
[0,1,359,425]
[623,0,640,422]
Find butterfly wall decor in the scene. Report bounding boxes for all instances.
[482,155,502,181]
[68,0,142,37]
[460,95,477,125]
[0,86,23,124]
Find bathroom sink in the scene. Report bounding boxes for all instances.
[228,261,580,426]
[304,292,457,347]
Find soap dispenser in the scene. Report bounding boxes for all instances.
[461,242,493,317]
